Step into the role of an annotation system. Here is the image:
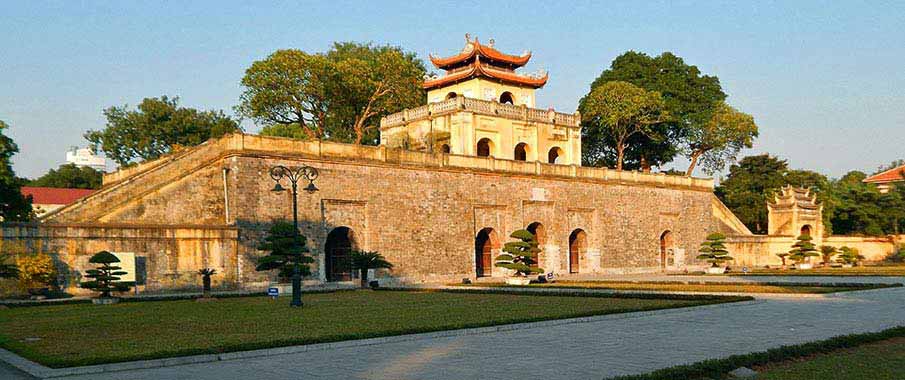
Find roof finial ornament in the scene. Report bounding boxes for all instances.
[465,33,471,43]
[488,38,495,47]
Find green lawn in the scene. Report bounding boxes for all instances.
[755,338,905,380]
[728,265,905,277]
[460,281,894,294]
[0,290,735,368]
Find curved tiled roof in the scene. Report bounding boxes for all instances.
[863,164,905,184]
[21,186,96,205]
[429,38,531,69]
[423,57,548,90]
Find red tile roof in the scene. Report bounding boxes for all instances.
[429,38,532,70]
[423,58,548,90]
[863,165,905,184]
[20,187,96,205]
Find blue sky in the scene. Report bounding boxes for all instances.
[2,1,903,179]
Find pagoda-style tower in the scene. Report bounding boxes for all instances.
[379,35,581,165]
[767,186,824,239]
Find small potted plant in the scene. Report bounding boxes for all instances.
[198,268,217,298]
[81,251,131,304]
[495,229,543,285]
[697,233,733,274]
[836,246,864,268]
[788,235,819,270]
[348,250,393,289]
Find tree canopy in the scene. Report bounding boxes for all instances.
[684,102,758,175]
[582,51,727,170]
[85,96,241,166]
[716,154,790,234]
[579,81,669,171]
[238,42,426,145]
[0,120,32,221]
[29,163,103,189]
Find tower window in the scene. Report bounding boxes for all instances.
[499,91,514,104]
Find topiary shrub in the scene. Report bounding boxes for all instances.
[788,234,819,267]
[495,229,544,278]
[255,221,314,281]
[697,233,733,268]
[775,252,790,269]
[836,246,865,266]
[819,245,837,267]
[81,251,131,298]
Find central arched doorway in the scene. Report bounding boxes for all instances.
[800,225,812,237]
[526,222,546,269]
[660,231,674,271]
[568,229,586,274]
[475,228,499,277]
[325,227,356,282]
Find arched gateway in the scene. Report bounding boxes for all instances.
[568,229,586,273]
[660,231,674,271]
[325,227,357,282]
[475,228,499,277]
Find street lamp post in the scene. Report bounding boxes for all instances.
[269,165,319,307]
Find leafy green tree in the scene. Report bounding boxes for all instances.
[0,120,32,221]
[255,222,314,281]
[831,171,886,236]
[80,251,131,298]
[239,42,426,145]
[347,250,393,288]
[495,229,543,277]
[29,163,103,189]
[696,232,733,268]
[818,245,837,267]
[836,246,864,266]
[775,252,790,268]
[582,51,726,170]
[684,102,758,176]
[716,154,789,234]
[85,96,241,166]
[16,252,57,290]
[579,81,669,171]
[788,235,819,265]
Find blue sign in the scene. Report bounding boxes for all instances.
[267,287,279,297]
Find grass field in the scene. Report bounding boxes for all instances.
[0,290,737,368]
[730,265,905,277]
[754,337,905,379]
[462,281,895,294]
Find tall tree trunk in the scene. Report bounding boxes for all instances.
[686,150,703,176]
[616,143,625,171]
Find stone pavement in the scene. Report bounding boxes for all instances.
[16,281,896,380]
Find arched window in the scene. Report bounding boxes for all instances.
[800,225,812,237]
[446,92,458,100]
[548,147,563,164]
[441,144,451,154]
[514,143,528,161]
[325,227,357,282]
[660,231,674,271]
[527,222,546,270]
[477,138,493,157]
[568,229,586,274]
[475,228,500,277]
[499,91,514,104]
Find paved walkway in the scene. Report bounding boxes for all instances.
[6,280,890,380]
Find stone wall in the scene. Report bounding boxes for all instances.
[1,223,240,294]
[42,134,724,287]
[726,234,897,267]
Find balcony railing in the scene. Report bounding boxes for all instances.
[380,97,581,129]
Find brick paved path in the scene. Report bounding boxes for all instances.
[32,281,901,380]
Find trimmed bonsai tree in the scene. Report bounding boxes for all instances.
[348,250,393,288]
[0,252,19,279]
[198,268,217,297]
[836,246,864,266]
[255,221,314,282]
[776,252,790,269]
[81,251,131,298]
[818,245,837,267]
[697,233,733,271]
[788,234,820,268]
[495,229,544,281]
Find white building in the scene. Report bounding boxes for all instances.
[65,147,106,172]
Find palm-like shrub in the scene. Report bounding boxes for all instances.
[696,233,733,268]
[255,222,313,281]
[81,251,131,298]
[836,246,865,266]
[348,250,393,288]
[776,252,790,269]
[0,252,19,279]
[495,229,543,277]
[788,234,820,265]
[819,245,838,267]
[198,268,217,297]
